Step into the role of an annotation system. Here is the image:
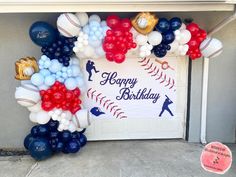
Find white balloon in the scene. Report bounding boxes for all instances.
[68,122,77,132]
[76,12,89,27]
[200,37,223,58]
[29,112,37,123]
[180,23,186,30]
[36,111,51,124]
[57,13,81,37]
[27,102,42,112]
[23,67,34,76]
[89,14,101,23]
[169,40,179,53]
[130,27,139,38]
[136,34,148,46]
[148,31,162,46]
[179,29,191,44]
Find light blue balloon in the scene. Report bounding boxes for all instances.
[83,25,90,34]
[39,65,44,70]
[39,59,44,66]
[91,26,98,32]
[62,67,67,72]
[65,78,77,90]
[49,60,62,73]
[44,60,51,69]
[62,72,68,79]
[56,71,62,77]
[75,77,84,87]
[40,69,51,77]
[102,26,110,36]
[31,73,44,86]
[41,55,48,61]
[44,75,56,86]
[89,38,101,48]
[89,21,100,28]
[95,31,101,37]
[89,31,95,36]
[67,68,72,75]
[57,77,64,83]
[71,66,81,77]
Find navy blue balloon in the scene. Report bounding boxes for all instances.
[37,125,49,137]
[79,134,87,147]
[56,141,64,152]
[31,125,39,137]
[66,139,81,153]
[162,31,175,44]
[47,120,59,131]
[49,131,59,139]
[28,138,52,161]
[153,44,170,58]
[155,18,170,33]
[29,21,57,47]
[24,134,35,149]
[170,17,182,31]
[60,130,72,143]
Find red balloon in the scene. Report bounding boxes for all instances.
[114,53,125,63]
[120,18,132,31]
[113,29,123,37]
[42,101,54,111]
[73,88,81,97]
[187,23,200,36]
[103,42,115,52]
[106,29,113,36]
[106,15,120,29]
[52,92,64,103]
[42,94,50,101]
[188,38,199,49]
[65,91,74,101]
[106,52,114,61]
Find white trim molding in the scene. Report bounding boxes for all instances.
[0,1,235,13]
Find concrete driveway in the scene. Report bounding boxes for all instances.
[0,140,235,177]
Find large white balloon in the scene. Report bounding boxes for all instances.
[179,29,191,44]
[28,102,42,112]
[136,34,148,46]
[200,37,223,58]
[57,13,81,37]
[29,112,38,123]
[36,111,51,124]
[169,40,179,53]
[76,12,89,27]
[147,31,162,46]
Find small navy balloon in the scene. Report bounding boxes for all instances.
[24,134,35,149]
[66,139,81,153]
[155,18,170,33]
[162,31,175,45]
[90,107,105,117]
[170,17,182,31]
[79,134,87,147]
[28,138,52,161]
[29,21,57,47]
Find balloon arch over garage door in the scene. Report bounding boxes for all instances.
[14,12,222,160]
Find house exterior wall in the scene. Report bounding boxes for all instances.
[0,12,235,148]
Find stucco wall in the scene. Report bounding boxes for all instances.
[0,12,235,148]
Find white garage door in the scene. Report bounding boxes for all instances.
[81,54,188,140]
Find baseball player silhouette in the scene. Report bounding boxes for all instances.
[159,95,174,117]
[86,60,99,81]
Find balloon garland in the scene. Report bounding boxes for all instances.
[15,12,223,161]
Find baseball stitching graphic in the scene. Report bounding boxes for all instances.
[87,88,127,119]
[138,57,176,91]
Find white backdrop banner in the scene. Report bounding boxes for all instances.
[81,55,176,119]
